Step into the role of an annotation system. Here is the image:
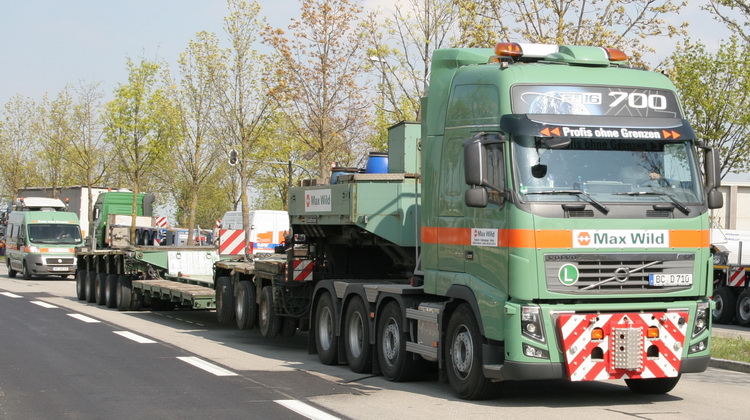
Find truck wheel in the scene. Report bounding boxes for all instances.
[95,273,107,305]
[344,297,372,373]
[235,281,257,330]
[736,290,750,327]
[116,275,132,311]
[625,375,680,394]
[445,304,496,399]
[86,271,97,303]
[75,270,86,300]
[7,259,17,278]
[215,276,235,324]
[259,286,281,337]
[315,292,339,365]
[712,286,736,324]
[105,274,118,308]
[377,301,417,381]
[281,317,298,337]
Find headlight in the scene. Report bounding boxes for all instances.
[693,301,709,337]
[521,306,545,343]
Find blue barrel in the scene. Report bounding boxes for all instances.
[330,167,358,184]
[365,152,388,173]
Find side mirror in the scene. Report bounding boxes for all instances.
[704,147,723,209]
[465,187,489,208]
[707,189,723,210]
[463,133,505,191]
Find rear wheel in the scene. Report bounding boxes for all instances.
[712,286,736,324]
[445,304,497,399]
[377,301,417,381]
[105,274,118,308]
[344,297,373,373]
[315,292,339,365]
[625,375,681,394]
[7,259,17,278]
[215,276,235,324]
[736,290,750,327]
[235,281,257,330]
[259,286,281,337]
[75,270,86,300]
[86,271,97,303]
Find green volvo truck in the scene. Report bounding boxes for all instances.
[220,42,723,399]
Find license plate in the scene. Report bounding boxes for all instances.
[51,267,70,272]
[649,273,692,286]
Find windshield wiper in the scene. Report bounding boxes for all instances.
[614,191,691,215]
[526,190,610,215]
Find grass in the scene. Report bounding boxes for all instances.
[712,337,750,363]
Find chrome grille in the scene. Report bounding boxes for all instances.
[546,253,695,294]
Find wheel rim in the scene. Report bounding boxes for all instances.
[347,311,364,358]
[713,294,724,318]
[740,296,750,322]
[382,318,399,365]
[318,306,333,351]
[451,325,474,380]
[260,293,269,329]
[236,287,245,320]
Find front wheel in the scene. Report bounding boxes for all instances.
[712,286,736,324]
[736,290,750,327]
[625,375,680,394]
[344,297,372,373]
[445,304,497,399]
[315,292,339,365]
[377,301,417,382]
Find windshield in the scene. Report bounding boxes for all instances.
[28,224,83,245]
[513,137,702,204]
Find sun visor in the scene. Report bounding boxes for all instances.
[500,114,696,141]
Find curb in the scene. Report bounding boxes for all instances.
[709,357,750,374]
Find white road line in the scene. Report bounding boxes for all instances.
[1,292,23,298]
[275,400,340,420]
[67,313,101,323]
[31,301,58,309]
[177,356,237,376]
[114,331,157,344]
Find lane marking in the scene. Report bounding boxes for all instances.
[1,292,23,298]
[275,400,340,420]
[114,331,157,344]
[67,313,101,323]
[177,356,237,376]
[31,301,58,309]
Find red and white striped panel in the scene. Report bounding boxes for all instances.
[219,229,251,255]
[292,260,314,281]
[728,267,747,287]
[558,312,687,382]
[154,216,168,228]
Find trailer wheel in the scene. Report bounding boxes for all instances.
[377,301,417,381]
[235,281,257,330]
[7,259,17,278]
[736,290,750,327]
[344,297,373,373]
[712,286,736,324]
[315,292,339,365]
[116,275,132,311]
[95,273,107,305]
[215,276,235,324]
[75,270,86,300]
[259,286,281,337]
[445,304,497,399]
[625,375,681,394]
[105,274,118,308]
[86,271,97,303]
[281,317,298,337]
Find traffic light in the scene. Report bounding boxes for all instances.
[229,149,238,166]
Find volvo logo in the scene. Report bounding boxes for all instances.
[614,267,630,283]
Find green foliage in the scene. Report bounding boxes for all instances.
[0,95,39,199]
[712,336,750,363]
[668,37,750,178]
[705,0,750,43]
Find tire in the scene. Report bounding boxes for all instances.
[22,262,31,280]
[281,317,298,337]
[95,273,107,305]
[377,301,417,381]
[712,286,736,324]
[445,304,496,399]
[215,276,235,324]
[315,292,339,365]
[235,281,257,330]
[105,274,118,308]
[625,375,681,394]
[344,297,373,373]
[736,289,750,327]
[259,286,281,337]
[75,270,86,300]
[7,259,17,278]
[86,271,97,303]
[116,275,132,311]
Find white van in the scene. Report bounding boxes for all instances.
[220,210,289,253]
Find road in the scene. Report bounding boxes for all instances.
[1,268,749,420]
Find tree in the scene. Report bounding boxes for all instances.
[104,57,181,243]
[452,0,688,65]
[37,90,77,194]
[668,37,750,179]
[264,0,371,178]
[706,0,750,42]
[0,95,40,199]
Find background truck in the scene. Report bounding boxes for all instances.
[16,186,110,238]
[710,229,750,326]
